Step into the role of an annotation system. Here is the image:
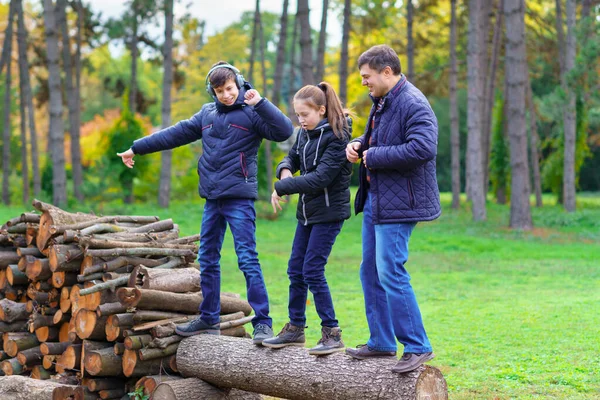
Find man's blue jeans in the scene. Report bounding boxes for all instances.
[360,192,432,353]
[287,221,343,328]
[198,198,271,328]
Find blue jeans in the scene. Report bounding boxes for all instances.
[360,192,432,353]
[198,198,271,328]
[287,221,343,328]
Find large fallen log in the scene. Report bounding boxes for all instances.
[0,375,77,400]
[152,377,263,400]
[131,266,200,292]
[177,335,448,400]
[117,288,252,315]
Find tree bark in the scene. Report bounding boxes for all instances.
[129,2,139,114]
[152,377,262,400]
[133,266,199,292]
[15,0,29,205]
[40,341,69,356]
[0,375,77,399]
[2,0,15,206]
[248,0,260,83]
[407,0,414,82]
[288,16,299,122]
[562,0,576,211]
[526,71,543,207]
[84,346,123,376]
[271,0,289,108]
[315,0,329,83]
[338,0,351,105]
[178,335,448,400]
[82,377,125,392]
[117,288,252,315]
[449,0,460,209]
[159,0,174,208]
[42,0,68,207]
[75,310,108,340]
[0,299,28,323]
[297,0,315,85]
[0,1,16,75]
[466,0,487,220]
[57,0,83,202]
[504,0,532,229]
[122,349,174,377]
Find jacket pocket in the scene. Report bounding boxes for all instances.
[239,152,249,182]
[202,124,213,131]
[230,123,249,132]
[407,178,415,209]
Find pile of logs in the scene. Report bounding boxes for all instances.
[0,200,256,400]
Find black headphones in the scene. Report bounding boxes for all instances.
[205,64,246,100]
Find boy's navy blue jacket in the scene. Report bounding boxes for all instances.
[131,86,293,200]
[353,75,441,224]
[274,119,352,225]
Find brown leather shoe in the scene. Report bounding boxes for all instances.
[345,344,396,360]
[391,352,435,373]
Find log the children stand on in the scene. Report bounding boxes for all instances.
[0,200,448,399]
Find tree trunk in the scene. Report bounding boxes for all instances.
[0,375,77,399]
[407,0,414,82]
[178,335,448,400]
[40,341,70,356]
[315,0,329,83]
[562,0,576,211]
[258,6,274,197]
[248,0,260,83]
[271,0,289,108]
[504,0,532,230]
[482,0,503,195]
[117,288,252,315]
[0,1,16,75]
[129,4,139,114]
[75,310,108,340]
[133,266,200,292]
[0,299,28,323]
[466,0,487,221]
[74,0,83,200]
[555,0,566,77]
[526,71,543,207]
[449,0,460,209]
[339,0,351,105]
[2,0,15,206]
[297,0,315,85]
[57,0,83,202]
[15,0,29,205]
[84,346,123,376]
[152,377,262,400]
[287,16,299,124]
[42,0,68,207]
[159,0,174,208]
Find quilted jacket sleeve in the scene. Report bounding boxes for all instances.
[366,100,437,171]
[251,98,294,142]
[132,107,204,155]
[275,128,301,179]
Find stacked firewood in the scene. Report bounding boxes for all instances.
[0,199,255,400]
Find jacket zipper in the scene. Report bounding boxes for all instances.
[202,124,213,130]
[240,152,248,182]
[301,131,310,225]
[230,123,249,132]
[407,178,415,209]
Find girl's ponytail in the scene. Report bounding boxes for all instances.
[317,82,349,139]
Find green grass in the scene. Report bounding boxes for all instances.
[1,192,599,399]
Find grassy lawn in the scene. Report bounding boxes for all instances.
[1,192,599,399]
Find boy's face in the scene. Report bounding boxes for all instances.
[294,100,325,131]
[213,79,239,106]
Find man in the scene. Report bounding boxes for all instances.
[345,45,441,373]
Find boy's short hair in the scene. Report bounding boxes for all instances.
[208,61,238,88]
[358,45,402,75]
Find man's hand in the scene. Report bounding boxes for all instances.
[346,141,361,163]
[271,190,287,213]
[244,89,262,106]
[117,149,135,169]
[279,168,293,180]
[362,149,369,168]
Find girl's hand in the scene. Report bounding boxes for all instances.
[244,89,262,106]
[117,149,135,169]
[271,190,287,213]
[346,142,361,163]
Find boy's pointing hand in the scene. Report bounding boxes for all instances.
[244,89,262,106]
[117,148,136,169]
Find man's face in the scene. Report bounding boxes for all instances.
[213,79,239,106]
[359,64,389,98]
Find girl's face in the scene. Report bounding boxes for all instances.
[294,100,326,131]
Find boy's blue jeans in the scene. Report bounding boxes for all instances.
[360,192,432,354]
[198,198,271,328]
[287,221,343,328]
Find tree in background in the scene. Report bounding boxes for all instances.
[297,0,314,85]
[338,0,350,106]
[2,0,15,205]
[315,0,329,83]
[562,0,577,211]
[406,0,414,82]
[449,0,460,209]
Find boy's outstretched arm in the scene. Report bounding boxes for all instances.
[247,90,293,142]
[129,108,205,156]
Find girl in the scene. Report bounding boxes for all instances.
[262,82,352,355]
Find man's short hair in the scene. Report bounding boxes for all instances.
[357,45,402,75]
[208,61,238,88]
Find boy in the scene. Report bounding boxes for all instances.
[117,61,293,344]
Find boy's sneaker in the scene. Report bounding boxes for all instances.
[175,317,220,337]
[345,344,397,360]
[308,326,345,356]
[391,352,435,373]
[252,323,274,345]
[262,323,305,348]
